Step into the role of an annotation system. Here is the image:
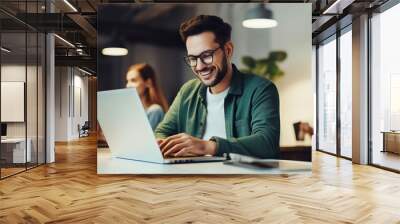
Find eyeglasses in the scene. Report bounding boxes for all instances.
[184,47,221,67]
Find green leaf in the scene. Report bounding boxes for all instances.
[240,51,287,82]
[267,63,279,76]
[253,62,267,76]
[241,56,256,69]
[269,51,287,61]
[257,58,269,64]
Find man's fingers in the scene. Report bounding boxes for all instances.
[174,148,197,157]
[161,134,188,153]
[156,139,164,145]
[173,148,189,157]
[159,136,174,150]
[161,138,181,153]
[159,134,182,149]
[163,142,187,157]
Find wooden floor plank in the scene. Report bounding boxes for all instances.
[0,135,400,223]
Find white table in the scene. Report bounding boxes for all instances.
[97,148,312,175]
[1,138,32,163]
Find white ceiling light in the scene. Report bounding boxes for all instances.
[76,48,84,55]
[322,0,354,15]
[1,47,11,53]
[78,67,93,76]
[54,34,75,48]
[63,0,78,12]
[102,35,128,56]
[101,47,128,56]
[242,18,278,29]
[242,4,278,29]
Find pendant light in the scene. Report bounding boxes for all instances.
[242,4,278,29]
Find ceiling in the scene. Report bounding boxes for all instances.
[0,0,392,74]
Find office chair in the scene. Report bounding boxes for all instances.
[79,121,90,138]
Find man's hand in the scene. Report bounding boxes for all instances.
[158,133,216,157]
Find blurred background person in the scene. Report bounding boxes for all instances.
[126,63,169,130]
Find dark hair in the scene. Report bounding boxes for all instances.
[179,15,232,46]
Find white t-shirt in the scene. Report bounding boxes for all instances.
[202,87,230,140]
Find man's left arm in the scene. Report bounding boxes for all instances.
[212,82,280,159]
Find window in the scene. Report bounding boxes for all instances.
[317,36,337,154]
[339,28,352,158]
[370,2,400,171]
[0,1,47,179]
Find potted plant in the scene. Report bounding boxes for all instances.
[240,51,287,81]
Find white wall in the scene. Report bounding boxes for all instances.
[55,67,68,141]
[216,3,313,146]
[1,64,46,163]
[1,65,41,137]
[55,67,89,141]
[72,73,89,138]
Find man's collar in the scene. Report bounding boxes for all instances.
[228,64,243,96]
[199,63,243,102]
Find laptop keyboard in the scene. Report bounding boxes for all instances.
[170,159,194,163]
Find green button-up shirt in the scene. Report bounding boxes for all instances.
[155,64,280,159]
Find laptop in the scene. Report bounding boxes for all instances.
[97,88,226,164]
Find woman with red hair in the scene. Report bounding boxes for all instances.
[126,63,169,130]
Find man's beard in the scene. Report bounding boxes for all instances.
[196,53,228,87]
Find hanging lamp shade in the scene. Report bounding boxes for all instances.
[101,39,128,56]
[242,4,278,29]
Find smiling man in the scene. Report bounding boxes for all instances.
[155,15,280,159]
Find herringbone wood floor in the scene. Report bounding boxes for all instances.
[1,135,400,224]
